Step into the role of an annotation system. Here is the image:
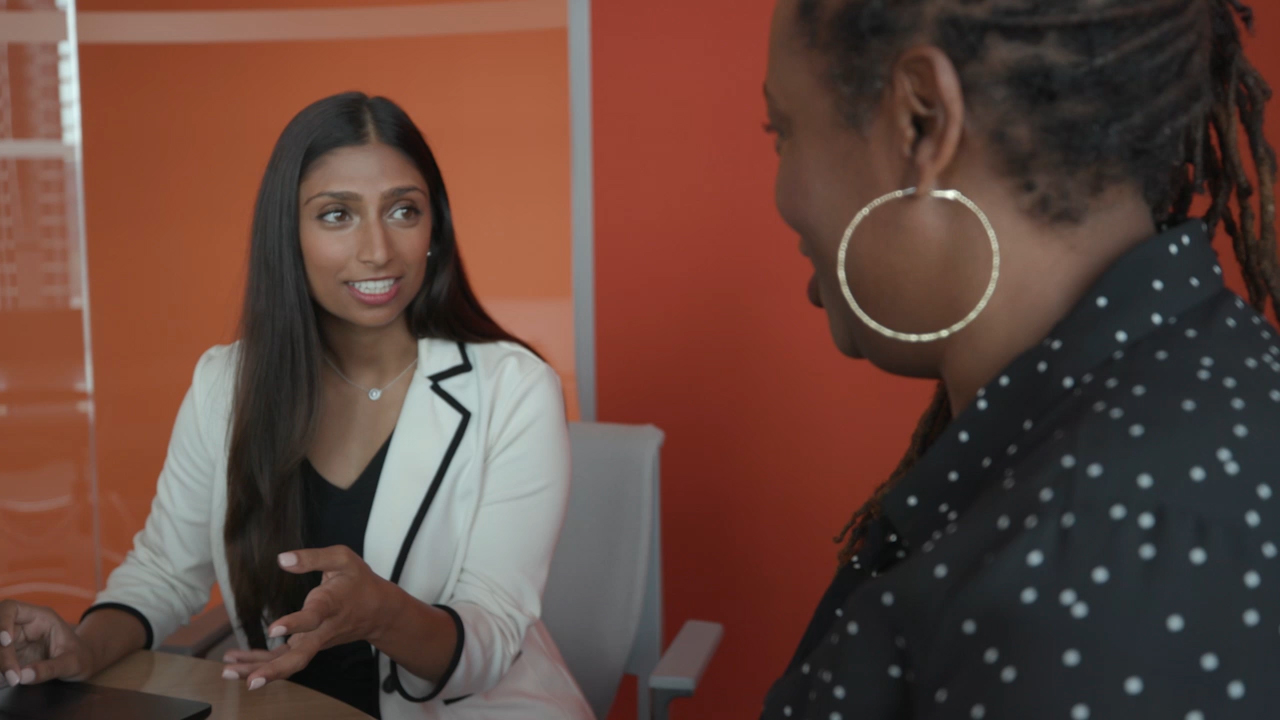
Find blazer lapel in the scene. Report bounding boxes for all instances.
[364,338,475,584]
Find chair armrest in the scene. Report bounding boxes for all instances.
[156,603,233,658]
[648,619,723,720]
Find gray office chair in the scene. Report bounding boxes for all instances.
[159,421,722,720]
[541,422,722,720]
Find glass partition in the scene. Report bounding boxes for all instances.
[0,0,100,620]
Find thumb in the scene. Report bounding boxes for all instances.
[277,546,352,575]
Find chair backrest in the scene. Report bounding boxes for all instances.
[542,421,666,720]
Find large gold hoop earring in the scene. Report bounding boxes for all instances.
[837,187,1000,343]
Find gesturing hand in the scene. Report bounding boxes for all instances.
[0,600,95,687]
[220,645,288,682]
[242,546,398,690]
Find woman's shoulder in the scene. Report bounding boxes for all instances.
[1031,334,1280,530]
[464,339,558,386]
[182,342,240,427]
[191,341,240,390]
[455,341,565,426]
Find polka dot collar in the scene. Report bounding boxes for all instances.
[882,220,1224,549]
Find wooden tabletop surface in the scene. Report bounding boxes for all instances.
[88,650,373,720]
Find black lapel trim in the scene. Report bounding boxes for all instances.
[388,341,472,585]
[379,341,474,703]
[425,340,474,384]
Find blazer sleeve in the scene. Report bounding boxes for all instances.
[81,348,224,649]
[397,359,571,700]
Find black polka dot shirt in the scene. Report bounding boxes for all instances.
[762,220,1280,720]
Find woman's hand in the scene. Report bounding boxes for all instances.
[0,600,97,686]
[221,646,289,681]
[243,545,399,690]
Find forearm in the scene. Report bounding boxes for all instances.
[371,584,458,684]
[76,609,147,678]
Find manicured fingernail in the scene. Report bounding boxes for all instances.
[222,654,234,663]
[0,631,11,647]
[268,625,286,638]
[19,668,35,684]
[4,670,18,687]
[277,553,297,568]
[248,677,266,691]
[222,669,238,680]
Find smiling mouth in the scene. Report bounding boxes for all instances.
[345,277,402,306]
[347,278,397,294]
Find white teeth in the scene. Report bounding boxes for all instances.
[350,279,395,294]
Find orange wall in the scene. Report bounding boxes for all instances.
[78,27,574,586]
[592,3,1280,719]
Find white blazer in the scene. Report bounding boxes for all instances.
[89,337,594,720]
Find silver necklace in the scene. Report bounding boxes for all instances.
[323,355,418,401]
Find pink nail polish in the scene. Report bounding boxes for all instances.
[277,552,298,568]
[248,677,266,691]
[19,668,35,684]
[4,670,19,687]
[0,631,11,647]
[222,669,238,680]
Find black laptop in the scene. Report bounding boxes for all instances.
[0,682,211,720]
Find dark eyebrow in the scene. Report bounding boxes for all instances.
[385,186,427,200]
[303,190,360,206]
[303,186,427,206]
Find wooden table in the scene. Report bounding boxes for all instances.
[88,651,372,719]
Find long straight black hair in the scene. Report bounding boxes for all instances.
[224,92,531,648]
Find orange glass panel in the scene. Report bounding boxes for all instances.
[0,36,99,621]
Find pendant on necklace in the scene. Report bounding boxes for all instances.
[368,388,382,401]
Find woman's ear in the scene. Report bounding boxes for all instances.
[888,46,967,191]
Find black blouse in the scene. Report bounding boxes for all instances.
[762,220,1280,720]
[288,433,393,719]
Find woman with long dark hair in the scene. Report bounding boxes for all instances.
[762,0,1280,717]
[0,92,592,720]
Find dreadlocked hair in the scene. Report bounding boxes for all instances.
[796,0,1280,565]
